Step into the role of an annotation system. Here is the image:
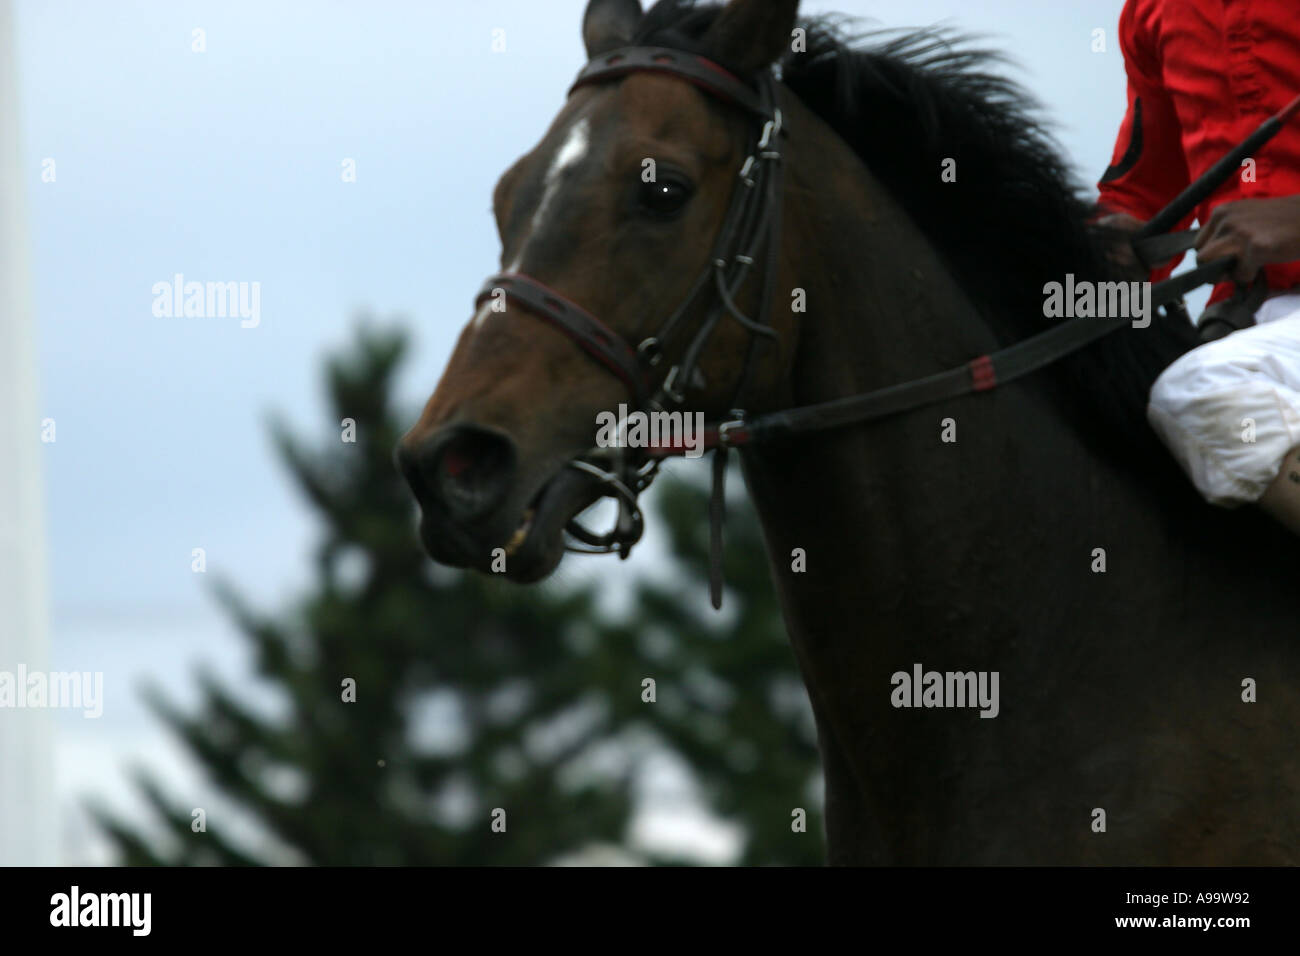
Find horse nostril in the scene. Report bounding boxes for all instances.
[394,441,427,500]
[404,425,516,521]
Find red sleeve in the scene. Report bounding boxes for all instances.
[1097,0,1195,279]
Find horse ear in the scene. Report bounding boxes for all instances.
[582,0,643,58]
[702,0,800,75]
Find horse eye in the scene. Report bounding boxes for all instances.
[638,178,693,218]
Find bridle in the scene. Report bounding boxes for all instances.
[471,47,1298,608]
[474,45,787,604]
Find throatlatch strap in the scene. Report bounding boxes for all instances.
[709,444,728,610]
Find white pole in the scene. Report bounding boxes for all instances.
[0,0,55,866]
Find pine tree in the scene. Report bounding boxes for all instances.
[91,323,821,865]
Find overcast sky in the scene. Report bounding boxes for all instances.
[14,0,1140,863]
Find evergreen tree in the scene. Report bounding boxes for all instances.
[92,324,821,865]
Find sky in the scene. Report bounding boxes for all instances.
[11,0,1147,864]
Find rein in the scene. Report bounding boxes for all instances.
[642,241,1236,457]
[473,47,1299,608]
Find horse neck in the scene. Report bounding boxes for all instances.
[734,94,1300,866]
[747,100,1029,599]
[738,104,1164,856]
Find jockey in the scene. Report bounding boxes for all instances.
[1095,0,1300,534]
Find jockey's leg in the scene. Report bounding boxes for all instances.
[1259,446,1300,534]
[1146,292,1300,529]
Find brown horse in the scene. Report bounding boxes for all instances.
[397,0,1300,864]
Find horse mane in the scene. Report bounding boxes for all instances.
[634,1,1205,483]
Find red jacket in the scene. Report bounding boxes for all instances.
[1098,0,1300,302]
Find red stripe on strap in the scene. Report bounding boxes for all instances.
[969,355,998,392]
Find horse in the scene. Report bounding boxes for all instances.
[396,0,1300,864]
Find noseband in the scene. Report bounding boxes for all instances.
[474,46,787,604]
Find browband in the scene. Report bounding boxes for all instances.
[570,46,768,118]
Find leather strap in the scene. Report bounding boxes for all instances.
[476,274,650,406]
[571,46,767,118]
[1132,229,1274,343]
[1133,228,1199,267]
[643,257,1226,455]
[1197,274,1271,342]
[736,314,1133,446]
[709,444,728,608]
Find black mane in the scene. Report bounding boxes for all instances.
[634,1,1203,478]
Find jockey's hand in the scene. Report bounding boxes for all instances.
[1093,212,1149,281]
[1196,195,1300,284]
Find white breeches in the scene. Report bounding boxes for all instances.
[1148,292,1300,506]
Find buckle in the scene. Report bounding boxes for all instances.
[636,336,663,367]
[739,155,758,187]
[758,109,782,149]
[661,365,687,404]
[717,411,747,447]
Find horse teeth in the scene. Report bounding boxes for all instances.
[503,509,534,557]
